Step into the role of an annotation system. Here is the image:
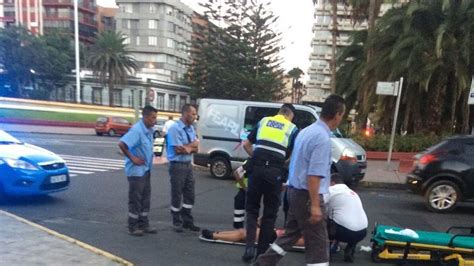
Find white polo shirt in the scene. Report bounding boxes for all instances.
[327,184,368,231]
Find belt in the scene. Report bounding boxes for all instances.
[288,186,324,196]
[253,159,283,167]
[170,161,191,164]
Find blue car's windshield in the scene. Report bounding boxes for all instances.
[0,130,22,144]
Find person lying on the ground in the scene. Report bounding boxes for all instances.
[200,227,305,247]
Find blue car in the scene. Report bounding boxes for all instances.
[0,130,69,196]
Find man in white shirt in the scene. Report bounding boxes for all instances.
[163,116,176,136]
[327,173,368,263]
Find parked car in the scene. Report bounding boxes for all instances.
[407,135,474,213]
[0,130,70,196]
[95,116,132,137]
[153,119,167,138]
[194,98,367,184]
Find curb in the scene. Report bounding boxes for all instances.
[0,210,133,266]
[359,181,408,190]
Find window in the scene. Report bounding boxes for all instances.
[170,71,178,81]
[244,107,279,131]
[130,19,139,30]
[136,36,140,45]
[293,110,316,130]
[149,4,156,13]
[157,93,165,110]
[123,35,130,44]
[120,3,133,13]
[169,95,177,111]
[167,38,174,48]
[112,89,122,106]
[122,19,130,29]
[92,88,102,105]
[139,90,144,108]
[148,19,157,29]
[168,21,174,32]
[165,5,173,15]
[148,36,158,46]
[180,96,187,109]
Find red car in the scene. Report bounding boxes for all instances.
[95,116,132,137]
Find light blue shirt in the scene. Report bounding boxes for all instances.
[166,119,197,162]
[120,120,154,177]
[288,119,332,194]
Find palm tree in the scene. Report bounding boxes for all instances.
[87,31,137,106]
[288,67,304,103]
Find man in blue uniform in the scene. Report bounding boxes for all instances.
[167,104,200,233]
[119,105,158,236]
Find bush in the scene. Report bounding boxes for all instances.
[351,133,445,152]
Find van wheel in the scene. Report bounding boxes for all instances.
[210,156,231,179]
[108,129,116,137]
[424,180,460,213]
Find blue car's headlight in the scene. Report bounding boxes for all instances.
[2,158,39,171]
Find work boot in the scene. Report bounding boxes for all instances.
[129,228,144,237]
[242,246,256,263]
[183,223,200,232]
[344,245,355,263]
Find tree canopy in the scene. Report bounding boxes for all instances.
[337,0,474,135]
[185,0,286,102]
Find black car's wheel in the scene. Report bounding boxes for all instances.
[96,132,103,136]
[108,129,116,137]
[153,131,161,138]
[210,156,231,179]
[424,180,461,213]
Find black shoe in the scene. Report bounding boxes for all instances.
[242,246,256,263]
[183,223,200,232]
[201,229,214,240]
[344,245,355,263]
[173,224,183,233]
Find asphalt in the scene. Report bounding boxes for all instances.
[0,122,410,265]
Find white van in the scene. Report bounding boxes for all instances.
[194,98,367,184]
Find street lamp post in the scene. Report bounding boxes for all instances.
[74,0,80,103]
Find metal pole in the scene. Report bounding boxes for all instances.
[387,77,404,169]
[74,0,81,103]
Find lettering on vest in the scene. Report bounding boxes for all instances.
[266,120,284,130]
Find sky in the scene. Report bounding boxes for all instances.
[97,0,314,76]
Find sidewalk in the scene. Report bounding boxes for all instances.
[0,210,132,265]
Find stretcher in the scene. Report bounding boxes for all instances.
[198,235,305,251]
[371,224,474,265]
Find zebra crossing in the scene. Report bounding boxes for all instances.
[58,154,125,177]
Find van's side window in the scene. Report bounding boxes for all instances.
[244,107,279,131]
[293,110,316,129]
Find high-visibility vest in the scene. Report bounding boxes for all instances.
[255,114,296,157]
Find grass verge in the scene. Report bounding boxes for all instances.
[0,108,105,123]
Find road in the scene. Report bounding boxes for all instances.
[2,132,473,266]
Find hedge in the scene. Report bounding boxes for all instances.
[351,133,445,152]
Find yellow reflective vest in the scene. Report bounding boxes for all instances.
[255,114,296,157]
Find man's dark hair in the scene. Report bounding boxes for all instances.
[331,173,344,184]
[142,105,157,117]
[279,103,296,116]
[182,103,196,114]
[320,94,345,120]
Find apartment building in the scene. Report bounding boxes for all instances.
[304,0,399,103]
[97,5,117,33]
[115,0,193,83]
[0,0,15,28]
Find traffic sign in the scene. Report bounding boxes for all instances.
[376,82,398,96]
[469,77,474,105]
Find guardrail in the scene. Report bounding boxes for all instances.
[0,97,180,120]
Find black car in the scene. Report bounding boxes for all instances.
[407,135,474,213]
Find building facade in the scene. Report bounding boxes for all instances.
[1,0,15,28]
[43,0,97,43]
[97,5,117,32]
[115,0,193,83]
[49,74,191,112]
